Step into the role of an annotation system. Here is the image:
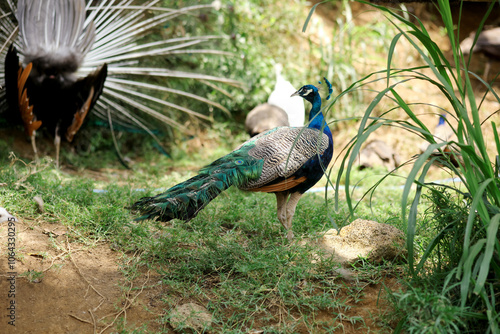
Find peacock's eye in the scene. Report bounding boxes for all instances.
[235,160,243,165]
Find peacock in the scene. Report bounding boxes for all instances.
[133,80,334,240]
[420,113,462,168]
[5,0,107,167]
[419,113,455,154]
[0,0,240,166]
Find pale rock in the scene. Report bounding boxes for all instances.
[33,195,45,213]
[320,219,406,266]
[0,207,17,223]
[357,139,401,171]
[170,302,212,332]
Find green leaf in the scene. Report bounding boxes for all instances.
[473,214,500,294]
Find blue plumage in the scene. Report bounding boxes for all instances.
[134,82,333,239]
[438,114,446,126]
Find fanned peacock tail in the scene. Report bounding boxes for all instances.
[0,0,241,143]
[133,146,264,222]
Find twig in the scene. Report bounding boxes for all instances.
[89,309,98,334]
[42,249,70,273]
[69,313,93,325]
[97,270,151,334]
[67,236,107,301]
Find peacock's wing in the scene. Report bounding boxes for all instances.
[5,45,41,137]
[65,63,108,142]
[235,127,330,191]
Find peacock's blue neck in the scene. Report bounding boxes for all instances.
[307,94,330,137]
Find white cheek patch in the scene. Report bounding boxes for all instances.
[302,88,312,96]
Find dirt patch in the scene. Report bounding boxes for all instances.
[314,279,400,333]
[0,219,165,333]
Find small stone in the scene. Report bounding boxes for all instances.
[320,219,406,266]
[357,140,401,171]
[170,303,212,332]
[33,195,45,213]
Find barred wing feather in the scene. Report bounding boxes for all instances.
[238,127,329,190]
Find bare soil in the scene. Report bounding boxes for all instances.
[0,220,165,333]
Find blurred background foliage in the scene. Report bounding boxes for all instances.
[130,0,397,133]
[1,0,404,166]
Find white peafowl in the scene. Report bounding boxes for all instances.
[267,64,305,127]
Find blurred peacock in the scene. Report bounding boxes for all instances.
[4,0,107,167]
[133,80,333,240]
[0,0,240,166]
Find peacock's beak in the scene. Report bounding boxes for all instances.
[290,90,299,97]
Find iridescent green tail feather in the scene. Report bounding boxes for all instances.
[133,149,263,222]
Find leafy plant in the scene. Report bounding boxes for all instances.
[306,0,500,332]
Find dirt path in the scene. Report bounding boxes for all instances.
[0,219,164,333]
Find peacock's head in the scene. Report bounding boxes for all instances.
[291,85,319,103]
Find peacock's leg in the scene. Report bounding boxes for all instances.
[275,192,288,230]
[31,132,39,163]
[54,132,61,168]
[284,192,302,240]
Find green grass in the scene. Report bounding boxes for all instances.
[0,151,404,332]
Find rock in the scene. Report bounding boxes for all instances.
[33,195,45,213]
[0,207,17,223]
[320,219,406,266]
[357,140,401,171]
[170,302,212,332]
[245,103,289,137]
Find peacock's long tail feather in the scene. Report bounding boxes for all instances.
[133,150,264,222]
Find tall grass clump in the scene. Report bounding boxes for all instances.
[308,0,500,332]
